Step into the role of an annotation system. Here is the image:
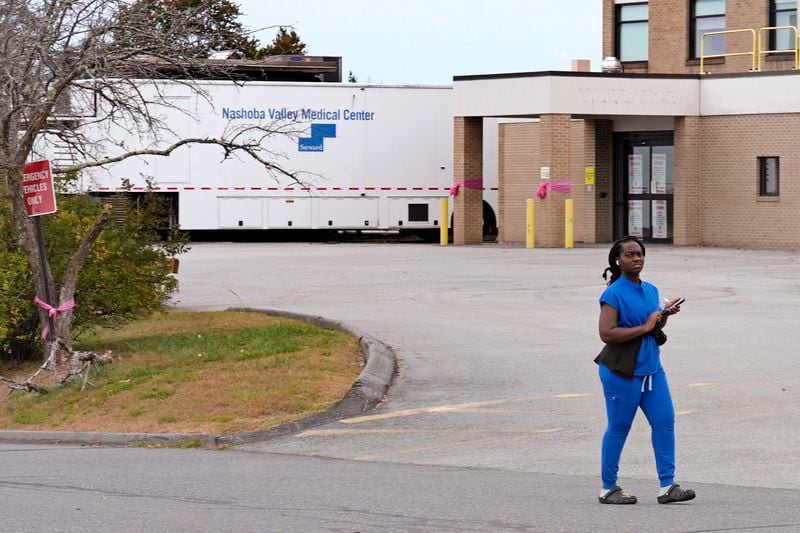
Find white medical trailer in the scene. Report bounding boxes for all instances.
[77,80,499,238]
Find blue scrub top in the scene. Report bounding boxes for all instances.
[599,276,662,376]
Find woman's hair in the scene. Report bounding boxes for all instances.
[603,235,646,285]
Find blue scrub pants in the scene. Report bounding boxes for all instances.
[599,364,675,489]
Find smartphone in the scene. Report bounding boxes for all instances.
[661,297,685,315]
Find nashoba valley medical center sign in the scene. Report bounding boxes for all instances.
[221,107,375,121]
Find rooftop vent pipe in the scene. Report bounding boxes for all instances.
[601,56,623,73]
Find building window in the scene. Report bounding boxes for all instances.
[770,1,798,51]
[616,2,649,62]
[759,157,780,196]
[691,0,726,59]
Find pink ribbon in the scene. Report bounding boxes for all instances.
[449,179,484,196]
[34,296,75,339]
[535,180,572,199]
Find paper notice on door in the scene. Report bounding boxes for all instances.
[628,200,643,237]
[652,154,667,194]
[629,155,644,193]
[652,200,668,239]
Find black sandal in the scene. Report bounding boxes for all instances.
[657,484,696,504]
[599,486,637,504]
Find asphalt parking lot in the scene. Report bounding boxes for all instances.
[177,242,800,491]
[2,241,798,531]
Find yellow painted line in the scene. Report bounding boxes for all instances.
[340,398,534,424]
[340,394,593,424]
[676,410,695,416]
[687,383,718,387]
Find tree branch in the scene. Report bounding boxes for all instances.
[59,203,112,301]
[59,136,306,185]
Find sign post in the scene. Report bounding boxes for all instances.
[23,160,58,344]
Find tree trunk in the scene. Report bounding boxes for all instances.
[6,163,111,367]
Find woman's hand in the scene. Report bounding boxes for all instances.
[659,301,682,328]
[645,310,662,332]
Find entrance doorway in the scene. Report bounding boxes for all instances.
[614,132,674,243]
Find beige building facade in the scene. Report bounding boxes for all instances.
[454,0,800,248]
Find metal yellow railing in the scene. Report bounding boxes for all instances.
[757,26,799,70]
[700,28,757,74]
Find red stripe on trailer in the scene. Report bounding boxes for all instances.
[98,187,109,190]
[149,185,497,192]
[132,187,144,190]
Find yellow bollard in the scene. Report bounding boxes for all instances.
[526,199,535,249]
[565,199,574,249]
[440,197,448,246]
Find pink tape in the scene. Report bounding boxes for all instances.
[535,180,572,199]
[449,179,483,196]
[34,296,75,339]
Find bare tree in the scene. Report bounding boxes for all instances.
[1,0,304,389]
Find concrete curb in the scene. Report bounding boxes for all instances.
[0,308,398,448]
[219,307,398,445]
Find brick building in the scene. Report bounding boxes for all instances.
[454,0,800,248]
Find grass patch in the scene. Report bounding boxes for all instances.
[168,438,202,449]
[0,311,362,434]
[137,387,175,400]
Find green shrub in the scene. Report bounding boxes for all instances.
[0,192,187,362]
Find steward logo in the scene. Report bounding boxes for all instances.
[298,123,336,152]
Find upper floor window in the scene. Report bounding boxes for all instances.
[691,0,726,59]
[770,1,798,51]
[616,2,649,62]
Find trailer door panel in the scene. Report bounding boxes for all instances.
[218,197,263,228]
[389,197,441,228]
[268,198,312,228]
[317,197,379,228]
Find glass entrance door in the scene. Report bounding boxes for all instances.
[615,133,674,243]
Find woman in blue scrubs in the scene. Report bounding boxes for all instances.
[596,235,696,505]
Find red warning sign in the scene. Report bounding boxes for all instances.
[22,160,57,217]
